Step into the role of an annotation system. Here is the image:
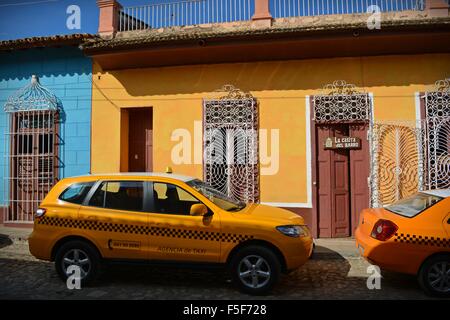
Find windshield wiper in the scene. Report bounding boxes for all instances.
[227,206,244,212]
[227,204,246,212]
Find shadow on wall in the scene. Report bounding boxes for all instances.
[0,48,90,82]
[94,54,450,97]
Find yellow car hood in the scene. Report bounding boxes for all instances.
[234,203,306,225]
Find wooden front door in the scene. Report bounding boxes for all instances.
[316,123,370,238]
[128,108,153,172]
[349,123,370,234]
[316,124,350,238]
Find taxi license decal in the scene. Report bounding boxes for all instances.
[108,239,141,250]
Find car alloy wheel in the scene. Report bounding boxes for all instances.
[238,255,271,289]
[427,261,450,293]
[62,248,92,280]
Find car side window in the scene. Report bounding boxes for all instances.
[88,181,144,212]
[89,182,106,207]
[59,182,95,204]
[152,182,200,215]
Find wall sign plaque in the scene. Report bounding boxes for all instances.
[324,136,361,150]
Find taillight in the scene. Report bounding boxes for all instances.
[371,219,398,241]
[35,208,46,218]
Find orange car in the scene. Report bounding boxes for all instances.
[28,173,313,294]
[355,190,450,297]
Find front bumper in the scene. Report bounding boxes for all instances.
[283,235,314,271]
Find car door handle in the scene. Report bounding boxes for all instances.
[447,218,450,224]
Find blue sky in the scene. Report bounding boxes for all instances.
[0,0,177,41]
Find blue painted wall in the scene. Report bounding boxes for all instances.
[0,47,92,205]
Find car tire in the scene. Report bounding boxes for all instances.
[418,254,450,298]
[230,245,281,295]
[55,240,101,287]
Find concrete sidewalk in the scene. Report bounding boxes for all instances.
[0,225,34,261]
[314,238,360,258]
[0,225,32,242]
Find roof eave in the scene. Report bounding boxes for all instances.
[81,17,450,55]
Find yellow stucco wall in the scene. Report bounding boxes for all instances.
[91,53,450,205]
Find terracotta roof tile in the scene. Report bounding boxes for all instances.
[82,15,450,53]
[0,34,97,51]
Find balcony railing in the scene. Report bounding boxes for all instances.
[119,0,253,31]
[270,0,425,18]
[118,0,425,32]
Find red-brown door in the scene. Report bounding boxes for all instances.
[316,124,350,238]
[128,108,153,172]
[349,123,370,236]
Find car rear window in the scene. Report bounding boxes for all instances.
[385,192,443,218]
[59,182,95,205]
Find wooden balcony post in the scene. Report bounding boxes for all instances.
[252,0,273,27]
[97,0,123,37]
[426,0,450,17]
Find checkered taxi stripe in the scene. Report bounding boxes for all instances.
[394,233,450,248]
[37,216,253,243]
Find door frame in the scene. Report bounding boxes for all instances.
[121,107,153,173]
[309,98,371,238]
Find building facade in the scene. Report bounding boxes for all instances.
[0,35,93,226]
[84,0,450,238]
[1,1,449,240]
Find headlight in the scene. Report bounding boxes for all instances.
[276,225,309,238]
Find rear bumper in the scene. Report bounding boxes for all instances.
[28,229,53,261]
[355,227,420,275]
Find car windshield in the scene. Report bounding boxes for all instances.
[385,192,443,218]
[186,179,246,212]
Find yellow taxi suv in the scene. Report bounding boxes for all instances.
[29,173,313,294]
[356,190,450,297]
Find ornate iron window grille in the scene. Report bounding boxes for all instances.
[424,79,450,190]
[3,76,61,223]
[370,79,450,207]
[203,85,260,203]
[369,120,427,207]
[313,80,371,123]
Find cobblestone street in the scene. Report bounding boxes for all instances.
[0,228,440,300]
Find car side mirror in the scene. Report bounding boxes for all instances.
[190,203,208,216]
